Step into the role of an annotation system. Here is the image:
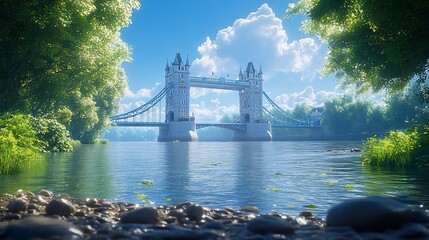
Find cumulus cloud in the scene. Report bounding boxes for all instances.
[192,3,324,80]
[190,103,239,122]
[124,86,152,99]
[274,86,336,110]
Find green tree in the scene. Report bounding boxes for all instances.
[322,95,388,134]
[220,113,240,123]
[0,0,140,143]
[385,84,429,130]
[287,0,429,99]
[291,102,312,119]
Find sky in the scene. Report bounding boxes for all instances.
[119,0,343,122]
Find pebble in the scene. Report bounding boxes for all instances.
[241,205,260,213]
[326,196,428,232]
[120,206,160,224]
[247,215,295,234]
[0,216,83,239]
[37,189,53,198]
[7,199,28,213]
[0,190,428,239]
[185,204,205,222]
[46,198,76,216]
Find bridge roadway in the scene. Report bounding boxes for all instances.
[189,76,249,91]
[112,121,321,129]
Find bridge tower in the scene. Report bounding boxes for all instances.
[158,52,198,141]
[235,62,272,141]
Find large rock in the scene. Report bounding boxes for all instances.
[46,198,76,216]
[7,199,28,213]
[120,207,160,224]
[326,196,429,232]
[247,215,295,234]
[185,204,205,222]
[0,216,83,239]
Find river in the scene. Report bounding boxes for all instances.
[1,141,428,216]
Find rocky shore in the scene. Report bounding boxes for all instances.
[0,190,428,239]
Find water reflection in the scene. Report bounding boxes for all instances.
[163,142,190,204]
[234,142,265,208]
[46,145,116,198]
[361,166,429,209]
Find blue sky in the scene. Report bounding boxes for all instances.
[119,1,342,122]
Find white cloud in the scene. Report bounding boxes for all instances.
[190,103,239,122]
[274,86,336,110]
[124,86,152,99]
[191,3,324,80]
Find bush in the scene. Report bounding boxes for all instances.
[362,125,429,168]
[0,114,45,174]
[33,117,74,152]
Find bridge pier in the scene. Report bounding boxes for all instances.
[158,121,198,142]
[233,123,272,141]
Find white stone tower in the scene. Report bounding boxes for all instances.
[159,52,197,141]
[234,62,272,141]
[164,52,191,122]
[239,62,264,123]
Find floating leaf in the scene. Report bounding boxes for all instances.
[330,168,334,172]
[345,183,355,190]
[287,204,295,208]
[165,198,172,203]
[275,172,285,177]
[267,187,280,192]
[320,172,327,177]
[142,179,154,186]
[137,193,150,203]
[325,179,338,185]
[304,204,318,209]
[296,197,306,201]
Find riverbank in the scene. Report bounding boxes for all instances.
[0,190,428,239]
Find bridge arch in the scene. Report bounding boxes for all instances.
[167,111,174,122]
[244,113,250,123]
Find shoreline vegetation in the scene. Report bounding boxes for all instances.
[0,190,428,239]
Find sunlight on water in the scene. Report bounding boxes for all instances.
[0,141,428,217]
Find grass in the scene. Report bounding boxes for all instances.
[362,125,429,168]
[0,114,46,174]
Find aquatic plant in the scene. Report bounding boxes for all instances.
[0,114,45,174]
[304,204,318,209]
[136,193,151,205]
[142,179,154,186]
[345,183,355,190]
[362,125,429,168]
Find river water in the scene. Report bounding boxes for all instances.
[1,141,428,216]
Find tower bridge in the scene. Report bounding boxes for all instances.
[110,52,321,141]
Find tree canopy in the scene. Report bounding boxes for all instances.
[287,0,429,99]
[0,0,140,143]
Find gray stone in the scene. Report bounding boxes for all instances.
[120,207,160,224]
[326,196,427,232]
[37,189,53,198]
[0,216,83,239]
[7,199,28,213]
[241,206,260,213]
[247,215,295,234]
[46,198,76,216]
[185,204,205,222]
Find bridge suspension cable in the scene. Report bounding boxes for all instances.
[262,91,310,124]
[110,85,173,121]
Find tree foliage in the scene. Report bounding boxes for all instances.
[287,0,429,99]
[322,95,388,134]
[0,0,140,143]
[0,114,45,174]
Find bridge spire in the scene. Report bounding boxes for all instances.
[173,52,182,66]
[185,54,190,67]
